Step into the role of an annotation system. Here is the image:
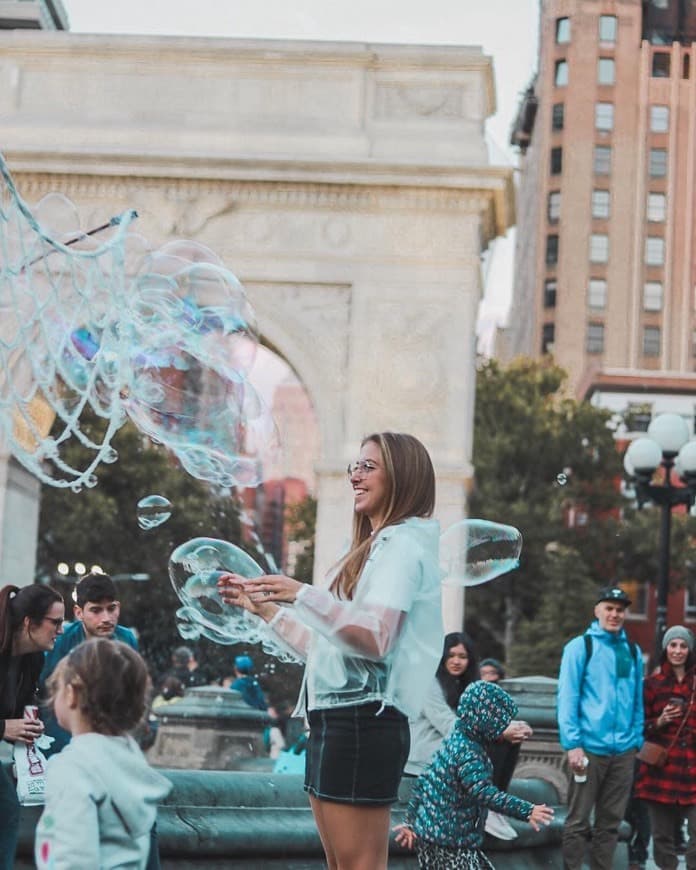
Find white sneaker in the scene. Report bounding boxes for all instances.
[484,810,518,840]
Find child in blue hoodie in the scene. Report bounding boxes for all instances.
[394,680,554,869]
[35,639,171,870]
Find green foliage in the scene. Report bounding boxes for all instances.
[36,414,303,706]
[511,544,598,675]
[467,358,624,674]
[285,495,317,585]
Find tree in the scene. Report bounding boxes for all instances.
[285,495,317,585]
[466,358,623,672]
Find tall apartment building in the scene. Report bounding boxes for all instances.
[504,0,696,420]
[0,0,67,29]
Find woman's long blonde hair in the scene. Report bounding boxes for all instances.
[330,432,435,599]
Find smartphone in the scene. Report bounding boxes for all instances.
[667,696,685,709]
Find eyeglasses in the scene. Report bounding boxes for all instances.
[42,617,64,629]
[346,460,380,478]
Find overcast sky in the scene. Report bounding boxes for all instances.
[61,0,540,344]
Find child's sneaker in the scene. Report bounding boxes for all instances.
[484,810,518,840]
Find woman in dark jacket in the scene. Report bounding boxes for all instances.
[634,625,696,870]
[0,583,64,870]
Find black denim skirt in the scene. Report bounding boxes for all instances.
[305,701,410,805]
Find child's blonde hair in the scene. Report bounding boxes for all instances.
[48,638,149,735]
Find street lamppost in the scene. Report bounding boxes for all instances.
[624,413,696,662]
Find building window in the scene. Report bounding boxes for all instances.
[650,105,670,132]
[589,233,609,263]
[552,103,565,131]
[548,191,561,222]
[556,17,571,44]
[684,54,691,79]
[647,192,666,221]
[643,281,663,311]
[599,15,617,43]
[649,148,668,177]
[555,60,569,87]
[588,279,608,309]
[591,189,611,219]
[645,236,665,265]
[594,145,612,175]
[541,323,555,354]
[652,52,671,77]
[546,234,559,265]
[596,102,614,131]
[598,58,615,85]
[643,326,661,356]
[587,323,605,353]
[550,146,563,174]
[621,580,649,618]
[544,279,557,308]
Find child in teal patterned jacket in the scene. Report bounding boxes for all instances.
[394,680,553,869]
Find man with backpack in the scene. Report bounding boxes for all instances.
[557,586,644,870]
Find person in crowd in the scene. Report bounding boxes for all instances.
[557,586,644,870]
[0,583,64,870]
[404,631,479,777]
[230,654,268,710]
[405,632,531,841]
[166,645,209,688]
[151,675,185,710]
[39,571,161,868]
[40,572,138,755]
[393,680,554,869]
[218,431,443,870]
[480,658,506,683]
[35,639,171,869]
[633,625,696,870]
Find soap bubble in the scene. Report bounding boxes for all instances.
[556,473,568,486]
[168,537,302,661]
[0,154,280,491]
[440,519,522,587]
[136,494,172,530]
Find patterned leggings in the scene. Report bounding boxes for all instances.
[416,840,495,870]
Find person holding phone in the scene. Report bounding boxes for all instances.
[634,625,696,870]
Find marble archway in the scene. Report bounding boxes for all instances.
[0,33,513,606]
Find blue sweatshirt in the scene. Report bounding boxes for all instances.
[557,620,643,756]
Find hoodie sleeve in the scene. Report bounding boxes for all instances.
[557,636,585,751]
[632,650,644,748]
[35,757,101,870]
[458,752,534,821]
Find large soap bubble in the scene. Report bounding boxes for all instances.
[168,537,300,662]
[0,153,279,490]
[440,520,522,587]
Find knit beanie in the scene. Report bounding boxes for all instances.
[662,625,695,652]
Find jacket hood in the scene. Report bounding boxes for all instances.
[60,733,171,836]
[456,680,517,741]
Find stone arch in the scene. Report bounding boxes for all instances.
[0,34,514,596]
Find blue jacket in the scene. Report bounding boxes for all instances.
[230,675,268,711]
[39,622,138,754]
[557,620,643,756]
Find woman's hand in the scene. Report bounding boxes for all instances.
[528,804,554,832]
[4,716,43,744]
[217,574,277,621]
[657,701,684,728]
[240,573,305,604]
[392,824,417,850]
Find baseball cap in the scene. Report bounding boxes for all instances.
[596,586,631,607]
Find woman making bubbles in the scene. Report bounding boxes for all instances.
[219,432,443,870]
